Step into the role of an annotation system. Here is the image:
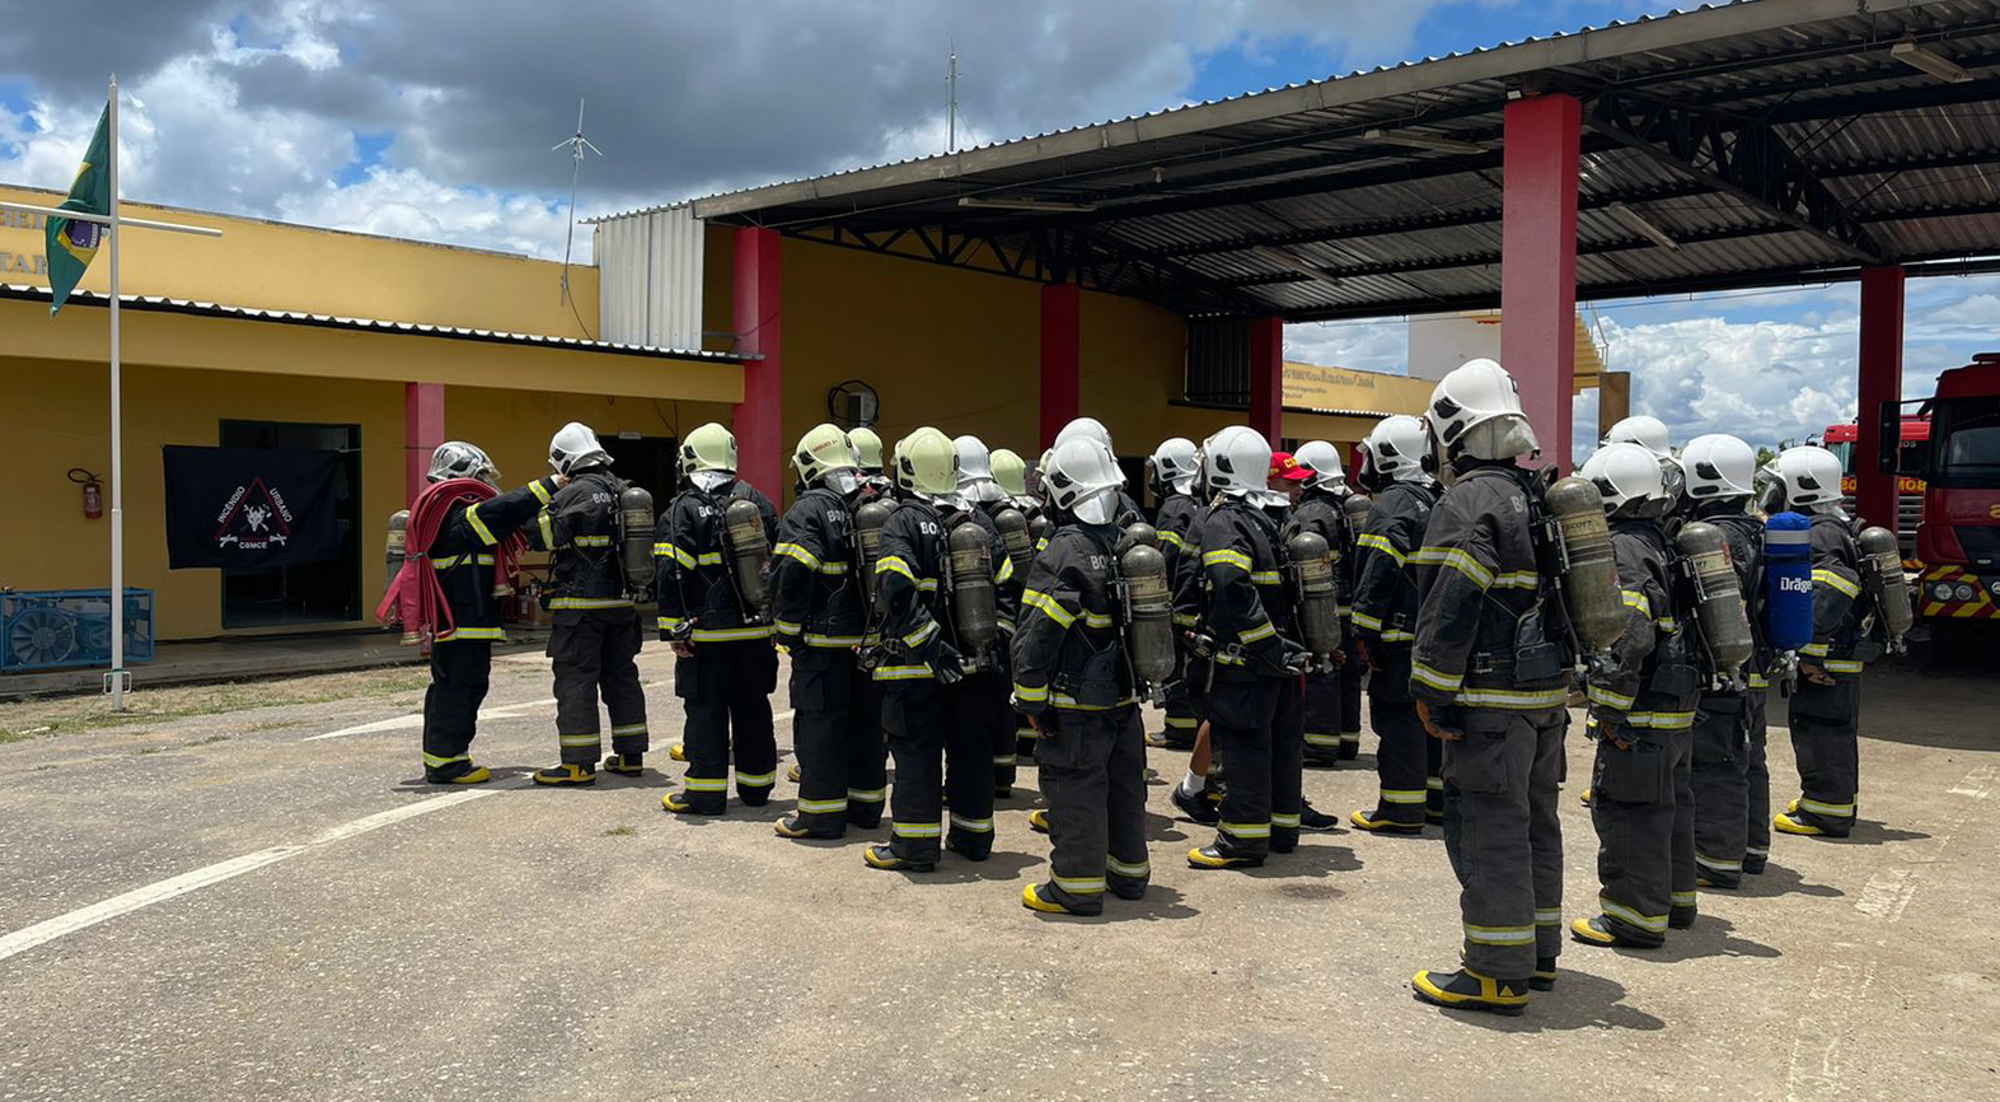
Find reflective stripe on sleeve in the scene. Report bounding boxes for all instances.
[1812,568,1862,599]
[1411,546,1494,589]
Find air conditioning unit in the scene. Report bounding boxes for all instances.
[1,588,155,672]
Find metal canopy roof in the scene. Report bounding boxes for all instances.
[685,0,2000,321]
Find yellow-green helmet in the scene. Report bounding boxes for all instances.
[892,426,959,497]
[847,426,885,473]
[990,448,1028,498]
[793,422,858,483]
[680,422,737,473]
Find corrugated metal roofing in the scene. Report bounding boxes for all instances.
[607,0,2000,320]
[0,284,748,362]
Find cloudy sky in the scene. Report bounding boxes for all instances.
[2,0,1991,453]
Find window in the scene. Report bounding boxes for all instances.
[1933,398,2000,485]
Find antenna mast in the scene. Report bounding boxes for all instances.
[947,45,958,153]
[552,98,603,308]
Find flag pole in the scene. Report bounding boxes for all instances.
[107,74,125,711]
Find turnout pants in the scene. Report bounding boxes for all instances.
[1365,648,1430,825]
[1691,692,1753,888]
[988,671,1021,793]
[549,610,648,766]
[1035,706,1151,909]
[1441,706,1566,981]
[1788,673,1860,836]
[789,649,889,834]
[1303,669,1343,763]
[1745,690,1771,867]
[1587,724,1696,946]
[423,639,492,779]
[1338,646,1364,759]
[676,637,780,811]
[1158,658,1201,748]
[883,674,998,863]
[1206,672,1304,859]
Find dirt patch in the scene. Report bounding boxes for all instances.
[0,668,432,744]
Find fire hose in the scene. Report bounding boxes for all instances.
[374,478,527,651]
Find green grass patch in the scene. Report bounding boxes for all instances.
[601,825,638,837]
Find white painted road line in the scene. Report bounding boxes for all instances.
[303,678,674,742]
[0,789,495,964]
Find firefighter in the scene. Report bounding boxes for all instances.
[864,427,1010,872]
[1605,415,1688,526]
[657,422,782,815]
[533,422,650,786]
[1773,445,1874,840]
[1166,448,1222,829]
[849,426,893,501]
[1346,416,1443,831]
[1288,442,1355,767]
[1052,417,1144,526]
[992,445,1044,765]
[1678,434,1770,888]
[1570,443,1701,950]
[1015,436,1153,915]
[1406,359,1567,1016]
[1146,437,1204,751]
[416,443,563,784]
[955,434,1028,798]
[772,424,884,839]
[1186,425,1309,871]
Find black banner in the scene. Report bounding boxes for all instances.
[163,445,342,569]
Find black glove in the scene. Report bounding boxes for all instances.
[930,643,966,685]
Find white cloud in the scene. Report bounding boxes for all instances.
[1284,318,1406,372]
[274,166,577,259]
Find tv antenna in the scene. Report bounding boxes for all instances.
[552,98,603,312]
[947,44,959,152]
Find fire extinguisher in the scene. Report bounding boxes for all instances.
[69,468,103,520]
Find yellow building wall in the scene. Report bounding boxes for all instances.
[1,183,598,340]
[443,386,735,496]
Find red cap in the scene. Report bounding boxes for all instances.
[1269,451,1311,481]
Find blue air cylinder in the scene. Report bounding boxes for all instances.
[1764,511,1815,653]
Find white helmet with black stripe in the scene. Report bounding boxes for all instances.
[1358,415,1430,489]
[1201,425,1272,499]
[1581,442,1667,520]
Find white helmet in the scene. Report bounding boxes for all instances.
[1294,440,1347,492]
[1681,433,1757,500]
[953,434,1006,503]
[1603,415,1672,458]
[1776,445,1845,511]
[1054,416,1114,454]
[1147,437,1199,495]
[1359,415,1429,487]
[549,422,611,476]
[680,422,738,474]
[1426,358,1540,462]
[1044,438,1124,525]
[429,441,499,486]
[1202,425,1273,498]
[1581,442,1666,518]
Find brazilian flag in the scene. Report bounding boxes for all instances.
[45,103,111,316]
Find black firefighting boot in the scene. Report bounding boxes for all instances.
[774,815,842,840]
[1299,800,1340,832]
[533,763,596,786]
[1670,904,1697,930]
[863,844,936,874]
[1570,916,1657,949]
[1022,882,1103,917]
[601,753,644,776]
[1411,968,1529,1016]
[1187,845,1263,870]
[1531,958,1559,993]
[662,789,724,815]
[1170,783,1220,826]
[426,764,492,785]
[1350,808,1424,833]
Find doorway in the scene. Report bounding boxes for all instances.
[219,419,362,629]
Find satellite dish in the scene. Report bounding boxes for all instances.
[827,380,880,428]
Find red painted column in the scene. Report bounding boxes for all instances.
[733,227,784,497]
[1248,316,1285,444]
[403,382,444,503]
[1856,265,1905,531]
[1501,92,1581,472]
[1039,282,1081,449]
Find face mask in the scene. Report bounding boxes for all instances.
[828,469,860,497]
[689,470,733,493]
[1072,489,1117,525]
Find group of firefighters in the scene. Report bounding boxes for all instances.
[392,356,1894,1018]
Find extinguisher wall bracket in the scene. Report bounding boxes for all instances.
[69,468,104,520]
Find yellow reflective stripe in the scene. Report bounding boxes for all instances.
[695,551,724,566]
[1620,589,1652,618]
[1812,568,1862,599]
[1082,610,1114,629]
[691,626,775,642]
[1021,589,1077,629]
[658,616,685,631]
[876,555,918,583]
[1351,611,1385,631]
[1156,530,1186,550]
[1381,789,1428,804]
[893,821,942,838]
[798,797,849,814]
[1800,642,1830,657]
[1535,908,1562,926]
[773,541,823,570]
[996,556,1015,584]
[1587,684,1636,710]
[537,511,556,549]
[611,723,647,736]
[683,777,729,792]
[1239,621,1276,644]
[1696,853,1743,872]
[559,732,601,747]
[1455,687,1569,709]
[422,752,469,768]
[873,664,935,681]
[1355,532,1404,564]
[1412,546,1494,589]
[548,597,634,610]
[529,479,554,505]
[1382,629,1415,642]
[1106,855,1150,878]
[441,626,506,641]
[1492,571,1539,590]
[1014,682,1049,702]
[1799,796,1855,815]
[1202,548,1253,573]
[848,787,887,802]
[1271,812,1301,829]
[1824,658,1863,674]
[803,633,865,647]
[1053,875,1106,894]
[773,618,802,634]
[463,504,499,546]
[903,620,940,649]
[1218,821,1271,839]
[1601,897,1668,933]
[1748,673,1770,688]
[431,554,497,570]
[1173,612,1200,627]
[1411,662,1463,692]
[1049,693,1139,712]
[654,542,696,567]
[1464,923,1536,945]
[1627,711,1696,730]
[1250,570,1283,586]
[736,770,777,786]
[949,813,993,833]
[573,535,613,547]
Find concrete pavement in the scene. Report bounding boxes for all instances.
[0,643,1994,1101]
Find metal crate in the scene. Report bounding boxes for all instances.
[0,588,156,672]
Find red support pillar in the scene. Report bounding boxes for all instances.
[1039,282,1081,449]
[403,382,444,503]
[1501,92,1581,472]
[1856,265,1906,531]
[1248,316,1285,444]
[734,227,784,497]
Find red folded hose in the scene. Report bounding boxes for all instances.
[375,478,526,649]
